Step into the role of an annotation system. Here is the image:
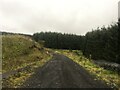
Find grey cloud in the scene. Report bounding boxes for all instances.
[0,0,119,35]
[118,1,120,18]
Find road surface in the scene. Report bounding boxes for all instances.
[21,53,110,88]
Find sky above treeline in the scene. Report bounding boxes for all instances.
[0,0,119,35]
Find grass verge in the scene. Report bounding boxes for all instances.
[57,50,120,89]
[2,56,51,88]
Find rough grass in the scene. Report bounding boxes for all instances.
[2,57,51,88]
[57,50,120,89]
[2,35,50,72]
[2,35,52,88]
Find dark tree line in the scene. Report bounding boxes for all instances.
[118,19,120,64]
[84,24,119,63]
[33,21,119,64]
[33,32,85,50]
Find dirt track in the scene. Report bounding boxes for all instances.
[21,53,110,88]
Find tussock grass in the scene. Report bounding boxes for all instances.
[2,35,52,88]
[2,57,51,88]
[2,35,50,72]
[57,50,120,89]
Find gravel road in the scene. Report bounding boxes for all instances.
[21,53,110,88]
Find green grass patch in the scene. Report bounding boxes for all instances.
[57,49,120,89]
[2,35,52,88]
[2,35,50,72]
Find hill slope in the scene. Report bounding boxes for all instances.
[2,34,52,88]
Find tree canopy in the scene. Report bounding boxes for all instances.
[33,21,119,64]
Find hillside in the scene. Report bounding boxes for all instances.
[2,34,52,88]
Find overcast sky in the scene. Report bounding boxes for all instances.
[0,0,119,35]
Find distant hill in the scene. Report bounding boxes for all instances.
[1,31,32,37]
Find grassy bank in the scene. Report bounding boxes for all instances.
[57,50,120,89]
[2,35,52,88]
